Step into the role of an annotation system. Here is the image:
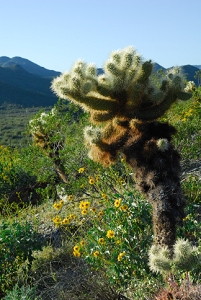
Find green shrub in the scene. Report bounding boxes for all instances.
[3,284,39,300]
[0,220,42,295]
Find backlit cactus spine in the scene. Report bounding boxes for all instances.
[149,239,201,275]
[51,46,192,254]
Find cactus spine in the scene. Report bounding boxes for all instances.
[52,46,192,255]
[149,239,201,275]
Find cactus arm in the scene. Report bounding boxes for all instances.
[55,85,118,111]
[90,111,116,123]
[177,91,192,100]
[127,90,192,121]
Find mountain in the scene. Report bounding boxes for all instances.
[0,63,58,107]
[179,65,200,85]
[0,55,200,108]
[152,63,166,72]
[0,56,60,79]
[193,65,201,69]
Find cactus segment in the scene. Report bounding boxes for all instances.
[148,239,201,274]
[90,111,115,123]
[51,46,191,121]
[177,91,192,100]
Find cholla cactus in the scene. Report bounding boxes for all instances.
[149,239,201,274]
[51,46,192,252]
[29,108,57,147]
[51,46,191,166]
[184,81,196,93]
[29,107,68,183]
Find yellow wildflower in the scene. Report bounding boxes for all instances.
[80,240,85,247]
[53,203,63,210]
[117,252,125,261]
[62,218,70,225]
[106,230,115,239]
[78,167,85,173]
[98,238,105,245]
[69,214,76,220]
[79,201,86,209]
[120,204,128,211]
[73,245,80,252]
[60,200,64,205]
[89,178,95,185]
[91,207,96,213]
[73,251,81,257]
[98,211,104,218]
[52,215,62,224]
[114,198,121,208]
[68,195,73,201]
[93,251,100,257]
[79,201,90,209]
[81,209,88,215]
[84,201,90,209]
[101,193,107,199]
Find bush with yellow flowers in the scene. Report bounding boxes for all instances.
[51,162,152,288]
[79,188,153,288]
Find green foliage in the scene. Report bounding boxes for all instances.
[0,146,35,198]
[162,96,201,160]
[3,284,39,300]
[0,104,50,147]
[0,220,42,295]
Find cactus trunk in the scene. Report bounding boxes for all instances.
[122,121,185,252]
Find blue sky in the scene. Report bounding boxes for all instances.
[1,0,201,72]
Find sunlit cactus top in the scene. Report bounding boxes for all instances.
[51,46,191,122]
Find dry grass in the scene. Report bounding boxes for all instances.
[30,245,128,300]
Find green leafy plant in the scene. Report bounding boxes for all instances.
[0,220,42,295]
[3,284,39,300]
[0,146,34,198]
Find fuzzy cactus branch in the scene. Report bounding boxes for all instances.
[51,46,191,123]
[149,239,201,275]
[51,46,193,256]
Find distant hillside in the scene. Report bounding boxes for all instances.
[0,56,61,79]
[152,63,166,72]
[193,65,201,69]
[0,55,200,108]
[160,64,200,86]
[178,65,200,85]
[0,64,57,107]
